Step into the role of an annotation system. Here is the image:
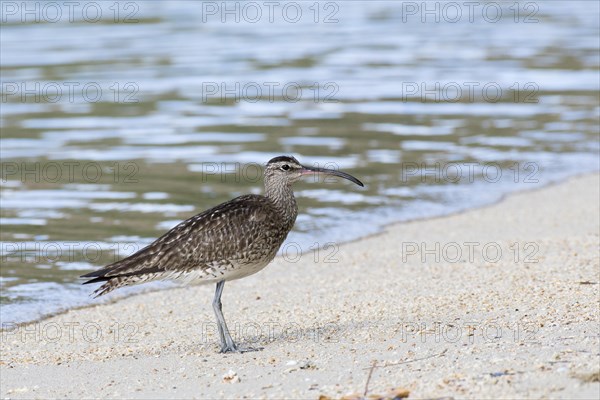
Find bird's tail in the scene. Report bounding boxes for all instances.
[81,263,147,298]
[82,267,160,297]
[81,244,166,297]
[82,276,128,298]
[80,273,120,297]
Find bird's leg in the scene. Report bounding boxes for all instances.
[212,283,226,348]
[211,281,262,354]
[212,281,236,352]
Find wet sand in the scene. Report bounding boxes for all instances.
[1,173,599,399]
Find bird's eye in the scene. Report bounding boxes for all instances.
[281,164,290,171]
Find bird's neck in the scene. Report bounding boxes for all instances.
[265,182,298,228]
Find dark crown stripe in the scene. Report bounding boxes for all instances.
[267,155,298,165]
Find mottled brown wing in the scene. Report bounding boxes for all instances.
[81,194,277,284]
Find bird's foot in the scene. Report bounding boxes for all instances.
[219,343,263,354]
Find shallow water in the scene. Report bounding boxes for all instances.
[1,1,599,324]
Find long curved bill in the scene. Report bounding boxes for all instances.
[300,165,364,187]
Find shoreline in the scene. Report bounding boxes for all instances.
[1,172,599,399]
[4,171,598,328]
[340,170,600,246]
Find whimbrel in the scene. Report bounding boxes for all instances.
[81,156,363,353]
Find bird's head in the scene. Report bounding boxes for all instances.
[264,155,364,188]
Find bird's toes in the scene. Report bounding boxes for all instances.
[219,344,263,354]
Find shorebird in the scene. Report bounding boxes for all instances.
[81,155,363,353]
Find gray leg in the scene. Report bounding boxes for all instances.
[212,281,237,352]
[211,281,262,353]
[213,282,226,348]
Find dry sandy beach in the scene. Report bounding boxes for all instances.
[1,173,599,399]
